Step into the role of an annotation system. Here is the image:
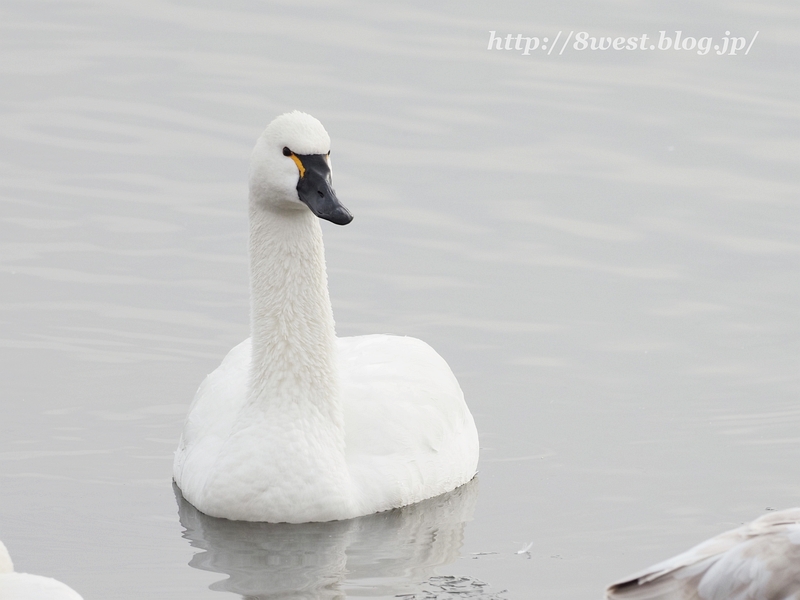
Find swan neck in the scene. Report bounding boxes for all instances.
[247,203,340,411]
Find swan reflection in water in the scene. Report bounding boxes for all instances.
[175,479,481,599]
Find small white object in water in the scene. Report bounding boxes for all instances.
[0,540,83,600]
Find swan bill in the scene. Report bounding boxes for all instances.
[294,153,353,225]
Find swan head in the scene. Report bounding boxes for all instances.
[250,111,352,226]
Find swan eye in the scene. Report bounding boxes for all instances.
[283,147,292,156]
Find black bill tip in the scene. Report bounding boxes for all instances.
[324,205,353,226]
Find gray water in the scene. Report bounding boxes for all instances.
[0,1,798,598]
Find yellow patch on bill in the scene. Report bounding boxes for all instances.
[290,154,305,178]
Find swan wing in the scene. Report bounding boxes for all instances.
[338,335,479,513]
[173,339,251,495]
[606,508,800,600]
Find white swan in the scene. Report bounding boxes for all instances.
[605,507,800,599]
[173,111,479,523]
[0,541,83,600]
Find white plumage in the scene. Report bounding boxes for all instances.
[0,541,83,600]
[606,508,800,600]
[173,111,479,523]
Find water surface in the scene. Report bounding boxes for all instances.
[0,1,798,598]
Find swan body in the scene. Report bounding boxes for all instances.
[173,111,479,523]
[0,541,83,600]
[606,508,800,600]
